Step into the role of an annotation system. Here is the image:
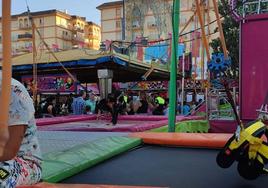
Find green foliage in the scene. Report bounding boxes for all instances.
[209,0,240,78]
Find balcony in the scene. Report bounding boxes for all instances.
[72,34,85,46]
[73,27,84,33]
[19,24,31,30]
[62,34,72,41]
[17,33,32,41]
[72,36,84,43]
[88,33,100,40]
[16,46,32,53]
[72,31,85,42]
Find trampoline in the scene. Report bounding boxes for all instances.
[37,115,202,132]
[20,131,268,188]
[61,146,268,188]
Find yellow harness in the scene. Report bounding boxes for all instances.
[228,121,268,163]
[217,120,268,180]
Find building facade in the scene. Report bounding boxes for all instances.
[86,22,102,50]
[97,1,124,41]
[0,9,101,58]
[97,0,218,47]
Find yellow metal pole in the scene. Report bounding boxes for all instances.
[206,0,211,37]
[32,23,38,107]
[201,2,205,80]
[0,0,12,154]
[195,0,210,61]
[212,0,228,58]
[179,11,196,35]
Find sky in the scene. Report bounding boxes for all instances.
[0,0,119,25]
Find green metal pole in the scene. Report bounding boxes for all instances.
[168,0,180,132]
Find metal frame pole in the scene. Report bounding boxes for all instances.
[0,0,12,154]
[168,0,180,132]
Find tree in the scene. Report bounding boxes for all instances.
[210,0,240,79]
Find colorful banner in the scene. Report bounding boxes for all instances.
[21,74,76,93]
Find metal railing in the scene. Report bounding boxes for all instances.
[243,0,268,15]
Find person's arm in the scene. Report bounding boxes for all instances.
[0,125,26,161]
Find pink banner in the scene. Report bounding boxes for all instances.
[21,74,76,93]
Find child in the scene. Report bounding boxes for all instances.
[0,76,42,187]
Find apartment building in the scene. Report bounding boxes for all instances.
[0,9,101,57]
[86,22,101,50]
[97,0,218,45]
[97,1,124,41]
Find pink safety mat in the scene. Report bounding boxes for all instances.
[37,115,203,132]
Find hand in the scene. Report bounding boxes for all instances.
[96,113,101,120]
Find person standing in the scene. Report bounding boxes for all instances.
[85,92,96,114]
[66,93,74,114]
[72,90,86,115]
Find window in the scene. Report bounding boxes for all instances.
[39,18,44,26]
[60,18,67,28]
[116,20,121,29]
[132,20,140,28]
[24,18,28,28]
[116,8,121,17]
[147,21,156,28]
[132,7,141,29]
[62,31,69,39]
[11,34,17,42]
[19,19,23,28]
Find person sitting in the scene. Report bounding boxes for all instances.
[0,76,42,187]
[42,96,56,117]
[136,93,149,114]
[96,93,116,124]
[163,98,170,116]
[182,102,191,115]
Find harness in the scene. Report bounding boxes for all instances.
[217,120,268,180]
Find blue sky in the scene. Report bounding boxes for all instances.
[0,0,119,25]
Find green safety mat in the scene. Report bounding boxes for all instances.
[42,136,142,183]
[149,120,209,133]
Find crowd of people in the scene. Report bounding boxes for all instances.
[36,90,204,122]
